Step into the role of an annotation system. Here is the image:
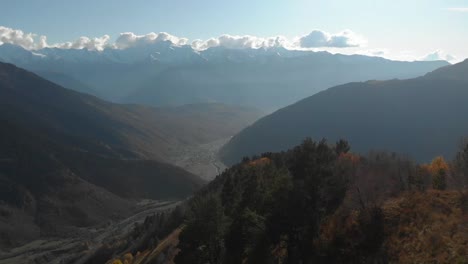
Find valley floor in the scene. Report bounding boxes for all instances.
[167,138,228,181]
[0,200,181,264]
[0,137,228,264]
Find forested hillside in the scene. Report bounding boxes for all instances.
[170,139,467,263]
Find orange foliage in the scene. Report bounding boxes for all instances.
[248,157,271,167]
[428,156,449,175]
[338,152,361,164]
[384,190,468,263]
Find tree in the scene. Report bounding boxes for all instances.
[428,156,449,175]
[335,139,351,155]
[221,175,238,215]
[411,165,428,191]
[432,168,447,190]
[454,139,468,188]
[176,195,227,264]
[429,157,448,190]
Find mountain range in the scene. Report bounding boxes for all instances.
[0,43,449,111]
[220,59,468,165]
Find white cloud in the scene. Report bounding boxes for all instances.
[191,34,291,50]
[0,26,367,52]
[421,50,457,62]
[0,26,113,51]
[114,32,188,49]
[190,30,366,50]
[54,35,111,51]
[1,26,462,63]
[298,30,366,48]
[446,7,468,12]
[0,26,49,50]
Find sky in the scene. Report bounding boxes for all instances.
[1,0,468,61]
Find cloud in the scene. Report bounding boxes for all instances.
[54,35,111,51]
[353,48,390,57]
[0,26,191,51]
[190,30,366,50]
[446,7,468,12]
[0,26,113,51]
[421,50,457,62]
[0,26,368,52]
[298,30,366,48]
[114,32,188,49]
[0,26,49,50]
[6,25,455,64]
[2,26,461,63]
[191,34,290,50]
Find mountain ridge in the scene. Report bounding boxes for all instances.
[220,59,468,165]
[0,43,449,110]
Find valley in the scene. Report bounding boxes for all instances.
[167,137,229,181]
[0,200,181,264]
[1,10,468,262]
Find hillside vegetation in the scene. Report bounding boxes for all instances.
[171,138,468,263]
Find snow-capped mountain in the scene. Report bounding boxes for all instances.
[0,42,450,111]
[0,42,315,65]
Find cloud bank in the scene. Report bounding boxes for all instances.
[114,32,188,49]
[298,30,366,48]
[55,35,111,51]
[0,26,366,52]
[191,30,366,50]
[192,35,290,50]
[0,26,48,50]
[0,26,460,62]
[421,50,456,62]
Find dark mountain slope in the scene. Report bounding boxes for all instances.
[0,62,137,157]
[0,62,219,200]
[0,63,207,247]
[425,58,468,81]
[0,120,132,247]
[34,70,100,96]
[0,118,201,247]
[0,62,262,162]
[220,59,468,165]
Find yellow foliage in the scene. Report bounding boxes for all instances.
[123,253,133,263]
[111,260,123,264]
[428,156,449,175]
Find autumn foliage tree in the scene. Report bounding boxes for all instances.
[176,138,468,264]
[429,157,449,190]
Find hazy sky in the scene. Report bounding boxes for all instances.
[1,0,468,61]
